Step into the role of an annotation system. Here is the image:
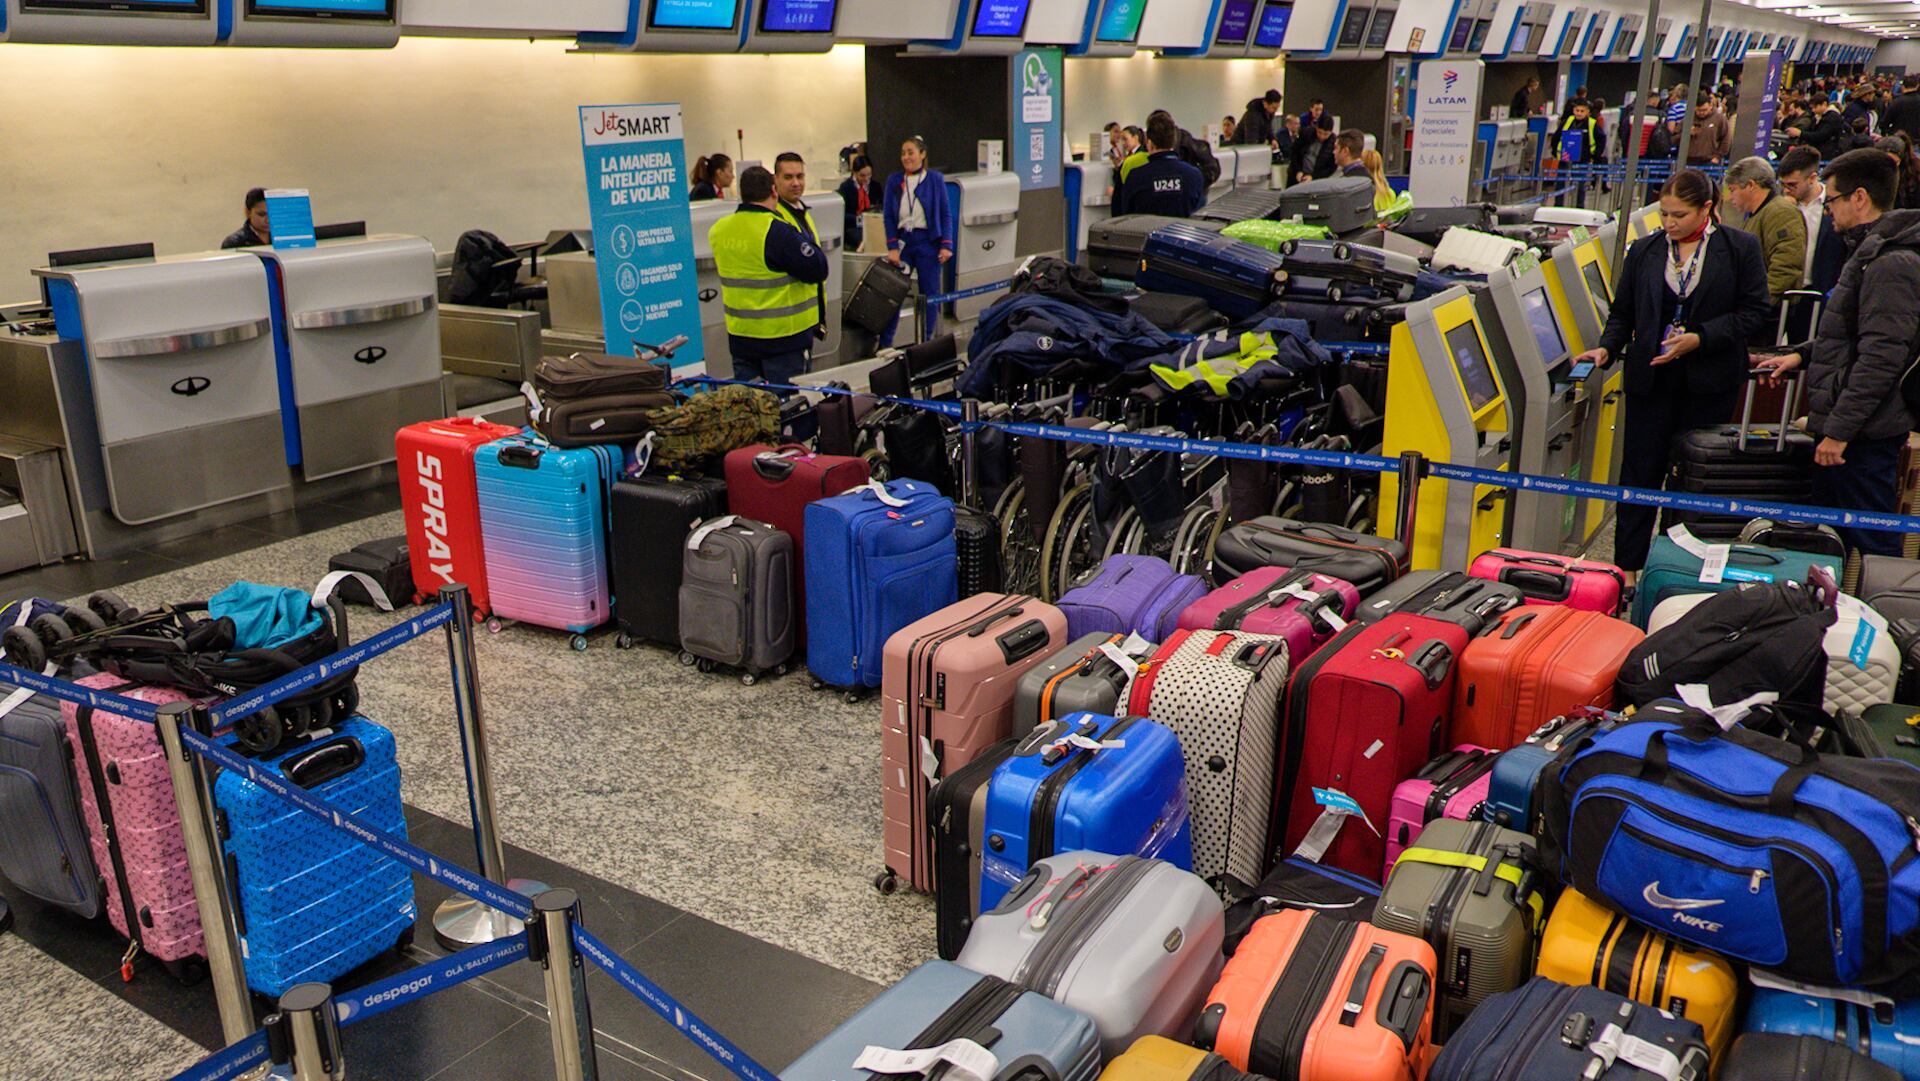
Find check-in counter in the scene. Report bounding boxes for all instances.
[947,172,1022,325]
[252,236,441,481]
[1209,147,1241,204]
[546,251,603,336]
[1064,161,1114,264]
[1234,145,1273,189]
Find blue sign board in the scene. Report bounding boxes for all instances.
[1753,49,1786,156]
[1011,48,1063,192]
[578,103,704,371]
[973,0,1030,37]
[265,189,316,250]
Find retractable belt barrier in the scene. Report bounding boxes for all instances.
[574,924,783,1081]
[924,280,1014,307]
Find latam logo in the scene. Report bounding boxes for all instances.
[413,451,456,587]
[1443,69,1460,92]
[354,345,387,364]
[171,376,211,396]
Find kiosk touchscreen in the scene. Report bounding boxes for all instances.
[1380,288,1516,570]
[1546,234,1622,542]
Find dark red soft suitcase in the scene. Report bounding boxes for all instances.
[723,444,869,641]
[1280,614,1466,880]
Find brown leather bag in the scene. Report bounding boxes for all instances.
[532,352,669,401]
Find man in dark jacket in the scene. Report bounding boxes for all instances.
[1777,146,1848,341]
[1789,93,1848,160]
[1148,109,1221,188]
[1236,89,1281,149]
[1117,115,1207,218]
[1758,149,1919,556]
[1886,75,1920,141]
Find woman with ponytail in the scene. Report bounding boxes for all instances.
[690,153,734,201]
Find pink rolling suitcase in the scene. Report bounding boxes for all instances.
[1382,745,1496,877]
[1465,549,1626,615]
[63,675,206,981]
[1177,567,1360,665]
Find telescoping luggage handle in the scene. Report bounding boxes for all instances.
[1738,367,1804,454]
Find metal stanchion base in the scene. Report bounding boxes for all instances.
[433,879,547,951]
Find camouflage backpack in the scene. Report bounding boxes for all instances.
[640,384,780,472]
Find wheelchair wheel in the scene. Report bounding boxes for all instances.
[997,486,1044,598]
[1039,483,1091,603]
[1102,508,1145,560]
[1046,486,1103,601]
[862,448,891,483]
[1171,504,1226,578]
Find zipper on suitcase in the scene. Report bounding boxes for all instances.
[1013,856,1155,998]
[72,703,147,978]
[1027,715,1142,865]
[1254,917,1358,1078]
[886,973,1026,1068]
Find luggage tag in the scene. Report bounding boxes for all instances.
[519,381,547,426]
[1048,732,1126,755]
[1583,1023,1685,1081]
[1096,632,1155,675]
[856,480,912,508]
[686,515,741,551]
[1273,582,1350,632]
[855,1039,999,1081]
[1836,593,1890,670]
[1749,968,1897,1010]
[1293,788,1379,863]
[628,432,658,478]
[311,570,396,614]
[1665,525,1731,585]
[1675,684,1779,730]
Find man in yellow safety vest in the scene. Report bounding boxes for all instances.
[708,165,829,385]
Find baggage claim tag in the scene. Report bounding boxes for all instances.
[1837,593,1891,670]
[1665,524,1730,585]
[1277,582,1349,632]
[856,1040,1000,1081]
[1294,788,1379,862]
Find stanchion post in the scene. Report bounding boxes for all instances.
[1395,450,1429,556]
[530,889,600,1081]
[960,399,981,508]
[156,701,255,1047]
[914,292,929,347]
[275,984,346,1081]
[434,583,545,951]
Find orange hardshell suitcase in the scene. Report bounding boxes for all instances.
[1451,606,1643,750]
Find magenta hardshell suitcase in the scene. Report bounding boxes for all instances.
[1382,745,1496,878]
[1176,567,1360,666]
[1466,549,1626,616]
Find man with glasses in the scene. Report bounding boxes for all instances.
[1777,146,1847,341]
[1756,149,1919,556]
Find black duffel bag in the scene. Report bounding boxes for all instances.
[1616,572,1837,712]
[1209,515,1408,593]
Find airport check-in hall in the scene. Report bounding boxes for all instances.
[0,0,1910,1078]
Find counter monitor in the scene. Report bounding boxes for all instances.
[972,0,1031,36]
[759,0,834,31]
[1524,19,1547,53]
[22,0,205,12]
[1580,13,1604,55]
[1365,7,1394,47]
[1216,0,1257,43]
[1448,15,1472,50]
[1254,0,1291,46]
[1580,260,1611,322]
[649,0,738,30]
[1520,286,1567,367]
[248,0,392,17]
[1096,0,1148,42]
[314,221,368,240]
[1445,321,1501,413]
[1467,17,1491,50]
[1338,5,1370,48]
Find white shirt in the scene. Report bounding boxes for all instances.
[1796,184,1824,284]
[1664,224,1713,297]
[897,171,928,233]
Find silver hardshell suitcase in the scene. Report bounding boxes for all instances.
[1011,632,1143,738]
[677,515,796,682]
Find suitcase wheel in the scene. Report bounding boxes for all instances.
[161,956,208,986]
[569,634,589,653]
[1,625,45,670]
[1327,284,1345,303]
[615,632,635,650]
[1332,241,1352,261]
[486,618,505,635]
[679,651,698,667]
[394,924,416,955]
[872,870,900,895]
[740,671,757,686]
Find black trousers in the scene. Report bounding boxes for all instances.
[1817,432,1906,557]
[1615,379,1743,571]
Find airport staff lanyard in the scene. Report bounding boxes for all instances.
[1666,227,1709,335]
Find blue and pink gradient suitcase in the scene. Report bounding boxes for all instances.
[474,432,622,639]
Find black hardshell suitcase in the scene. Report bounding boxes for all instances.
[610,474,729,648]
[1354,570,1526,636]
[1394,204,1500,246]
[844,257,914,338]
[1860,555,1920,623]
[1208,515,1408,593]
[1720,1033,1900,1081]
[1087,215,1221,280]
[1136,224,1284,321]
[0,694,102,920]
[928,736,1019,960]
[1667,372,1815,534]
[1276,175,1377,233]
[1276,239,1422,303]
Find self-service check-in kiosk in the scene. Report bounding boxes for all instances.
[947,172,1022,325]
[252,235,442,481]
[1627,203,1662,242]
[1379,288,1517,570]
[1546,233,1623,541]
[1064,160,1114,263]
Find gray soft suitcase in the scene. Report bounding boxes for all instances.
[677,515,796,682]
[1276,175,1376,234]
[955,852,1225,1059]
[1086,215,1224,280]
[1371,818,1543,1042]
[0,694,102,919]
[1011,632,1144,738]
[1860,555,1920,624]
[780,959,1101,1081]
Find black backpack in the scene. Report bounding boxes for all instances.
[1177,129,1223,188]
[1617,572,1838,712]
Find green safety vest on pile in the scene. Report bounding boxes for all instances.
[1150,331,1287,396]
[708,210,819,341]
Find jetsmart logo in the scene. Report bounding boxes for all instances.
[414,451,455,586]
[590,110,673,138]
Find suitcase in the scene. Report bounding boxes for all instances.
[1863,703,1920,769]
[1280,614,1466,880]
[473,433,620,637]
[879,592,1066,894]
[1383,745,1496,877]
[1466,548,1626,615]
[1136,223,1287,322]
[1895,620,1920,704]
[1126,629,1289,886]
[0,693,102,920]
[1193,907,1436,1081]
[957,852,1225,1059]
[1175,566,1360,666]
[1535,887,1739,1063]
[1221,856,1380,955]
[64,676,205,979]
[1098,1037,1270,1081]
[1254,297,1395,342]
[1481,708,1624,834]
[813,384,876,459]
[325,536,411,608]
[780,960,1101,1081]
[931,736,1019,961]
[213,717,416,998]
[976,715,1194,914]
[726,444,869,646]
[1720,1033,1902,1081]
[1012,632,1147,738]
[1666,378,1817,535]
[1452,607,1642,751]
[1428,977,1711,1081]
[395,417,519,613]
[528,361,674,448]
[1353,570,1526,635]
[1745,986,1920,1080]
[609,473,729,648]
[1274,239,1421,303]
[1373,819,1544,1040]
[954,504,1004,599]
[1209,516,1407,594]
[807,478,958,691]
[1192,188,1286,225]
[1276,175,1378,234]
[1128,292,1229,335]
[1644,591,1896,717]
[676,515,796,680]
[1738,517,1848,560]
[1393,204,1499,246]
[1860,554,1920,624]
[1630,535,1841,627]
[1086,215,1224,281]
[844,257,914,338]
[1057,555,1207,643]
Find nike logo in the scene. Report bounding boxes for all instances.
[1643,882,1725,911]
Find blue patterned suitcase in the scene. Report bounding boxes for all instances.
[804,479,957,690]
[214,717,416,998]
[1136,222,1286,321]
[474,432,622,640]
[976,713,1194,914]
[1744,986,1920,1079]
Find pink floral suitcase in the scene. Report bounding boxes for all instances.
[1465,549,1626,616]
[1175,567,1360,667]
[1382,745,1497,879]
[63,675,206,980]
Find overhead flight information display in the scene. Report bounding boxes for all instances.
[650,0,737,29]
[23,0,205,12]
[249,0,391,15]
[972,0,1032,36]
[1096,0,1148,42]
[759,0,834,31]
[1216,0,1256,43]
[1254,1,1291,47]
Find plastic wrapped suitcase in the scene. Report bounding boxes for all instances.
[1745,986,1920,1079]
[1208,517,1407,594]
[1860,554,1920,624]
[677,515,795,681]
[1193,907,1436,1081]
[474,433,620,639]
[1481,708,1624,833]
[1098,1037,1270,1081]
[0,693,102,920]
[1012,632,1148,738]
[1087,215,1224,280]
[1276,175,1377,234]
[976,715,1194,913]
[808,479,958,691]
[610,473,729,648]
[957,852,1225,1059]
[1221,856,1380,955]
[780,960,1101,1081]
[1383,745,1496,876]
[1175,566,1359,665]
[1644,591,1896,716]
[1274,239,1421,303]
[1429,977,1711,1081]
[1353,570,1525,635]
[213,717,416,998]
[725,444,870,644]
[844,256,914,338]
[930,736,1019,961]
[1126,629,1289,886]
[1466,548,1626,614]
[1136,224,1287,322]
[1057,555,1206,642]
[64,676,204,980]
[395,417,519,612]
[879,592,1066,894]
[1720,1033,1901,1081]
[1452,607,1642,751]
[1280,614,1466,880]
[1373,819,1546,1040]
[1192,188,1286,225]
[1630,535,1841,627]
[1535,887,1738,1062]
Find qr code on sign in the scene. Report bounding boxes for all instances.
[1030,132,1045,160]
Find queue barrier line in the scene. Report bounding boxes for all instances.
[170,1031,269,1081]
[574,924,782,1081]
[924,279,1015,306]
[0,662,161,721]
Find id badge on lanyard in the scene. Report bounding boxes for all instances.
[1668,239,1705,340]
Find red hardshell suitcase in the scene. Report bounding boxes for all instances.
[1466,549,1627,615]
[396,417,518,614]
[1451,606,1642,752]
[1280,614,1466,880]
[724,444,869,642]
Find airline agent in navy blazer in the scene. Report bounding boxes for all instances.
[1573,168,1771,578]
[880,136,955,347]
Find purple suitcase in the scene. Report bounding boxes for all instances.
[1058,555,1207,642]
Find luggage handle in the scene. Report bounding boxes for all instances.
[282,737,365,790]
[751,454,799,481]
[993,621,1051,666]
[1029,865,1095,931]
[1727,545,1786,567]
[1407,640,1454,689]
[1499,567,1574,603]
[1495,611,1539,639]
[1339,944,1388,1027]
[1373,961,1431,1052]
[499,444,544,470]
[1231,640,1283,675]
[1737,368,1802,454]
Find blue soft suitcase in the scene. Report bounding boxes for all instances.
[214,717,416,998]
[779,959,1101,1081]
[804,479,958,690]
[975,713,1194,914]
[0,693,102,920]
[1430,977,1711,1081]
[1482,708,1623,834]
[1135,222,1285,321]
[1745,986,1920,1079]
[474,431,622,641]
[1630,536,1841,628]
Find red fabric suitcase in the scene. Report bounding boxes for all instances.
[1466,548,1627,615]
[1451,607,1642,751]
[724,444,869,641]
[396,417,518,614]
[1280,614,1466,880]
